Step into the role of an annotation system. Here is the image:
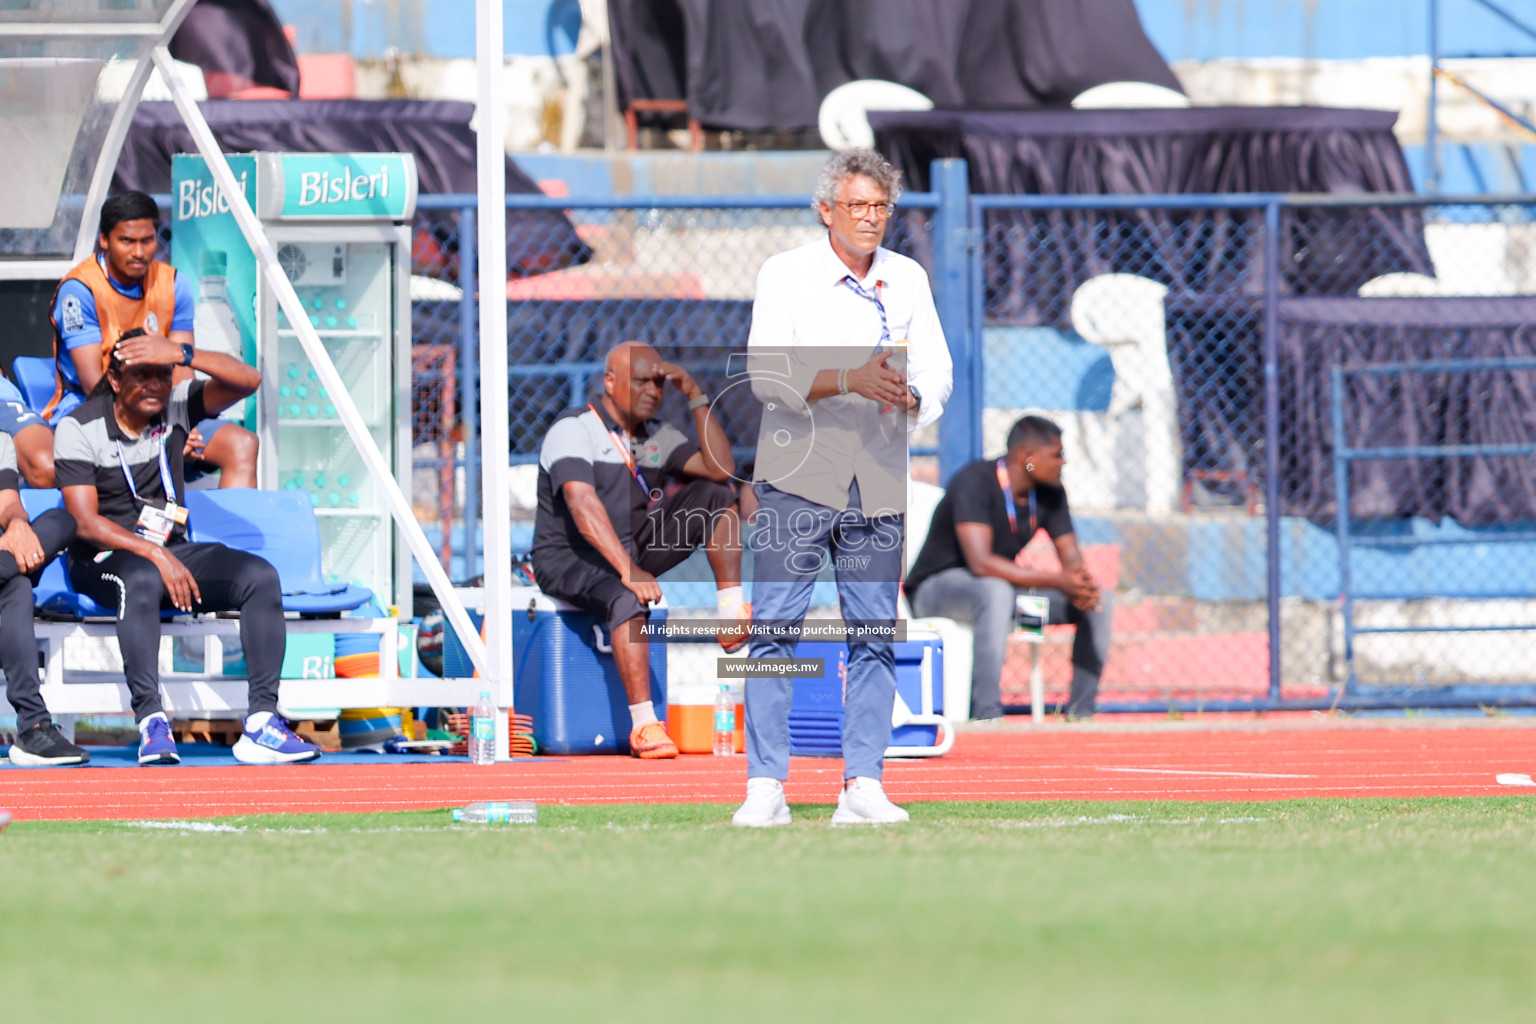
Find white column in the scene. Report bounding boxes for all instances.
[476,0,516,757]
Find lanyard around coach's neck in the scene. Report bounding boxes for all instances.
[588,404,651,497]
[840,275,890,353]
[116,431,177,507]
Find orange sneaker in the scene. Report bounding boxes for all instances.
[718,601,753,654]
[629,721,679,759]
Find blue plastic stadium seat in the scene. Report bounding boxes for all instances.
[18,488,115,618]
[982,326,1115,412]
[11,357,57,416]
[185,489,374,615]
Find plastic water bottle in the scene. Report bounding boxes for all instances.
[468,690,497,765]
[713,683,736,756]
[452,800,537,825]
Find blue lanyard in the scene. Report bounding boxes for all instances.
[588,404,651,496]
[117,434,177,507]
[840,275,890,352]
[995,459,1036,539]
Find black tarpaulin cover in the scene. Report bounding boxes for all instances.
[872,106,1430,325]
[114,100,590,280]
[608,0,1181,132]
[1278,297,1536,526]
[169,0,300,96]
[1166,294,1536,525]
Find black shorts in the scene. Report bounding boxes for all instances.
[537,477,736,633]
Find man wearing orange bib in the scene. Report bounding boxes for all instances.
[41,192,256,488]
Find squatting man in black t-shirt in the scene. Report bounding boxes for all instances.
[906,415,1113,721]
[531,341,748,759]
[53,329,322,766]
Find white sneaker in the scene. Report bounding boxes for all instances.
[731,777,791,828]
[831,777,910,826]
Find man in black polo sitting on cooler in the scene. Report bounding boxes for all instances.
[531,341,749,759]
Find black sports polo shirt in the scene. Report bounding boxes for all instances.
[53,379,206,558]
[531,404,698,578]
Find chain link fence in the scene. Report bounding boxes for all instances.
[977,194,1536,711]
[152,181,1536,712]
[411,194,939,582]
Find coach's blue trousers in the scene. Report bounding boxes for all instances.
[744,482,904,782]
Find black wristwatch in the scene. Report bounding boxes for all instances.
[180,342,195,367]
[908,385,922,407]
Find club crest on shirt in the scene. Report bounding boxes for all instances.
[61,294,84,333]
[640,441,662,466]
[144,312,160,334]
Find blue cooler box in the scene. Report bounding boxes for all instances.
[441,586,668,755]
[786,629,944,757]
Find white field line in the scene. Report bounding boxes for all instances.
[995,814,1269,829]
[1097,767,1316,779]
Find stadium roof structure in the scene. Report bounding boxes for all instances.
[0,0,508,704]
[0,0,200,277]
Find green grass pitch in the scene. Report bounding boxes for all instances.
[4,798,1535,1022]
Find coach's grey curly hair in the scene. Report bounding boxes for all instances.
[812,148,903,212]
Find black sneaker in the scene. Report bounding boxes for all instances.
[8,721,89,767]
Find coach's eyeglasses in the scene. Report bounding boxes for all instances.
[836,200,896,221]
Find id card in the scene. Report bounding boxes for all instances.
[1015,593,1049,641]
[134,501,186,547]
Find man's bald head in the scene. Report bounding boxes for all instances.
[603,340,666,427]
[605,340,660,377]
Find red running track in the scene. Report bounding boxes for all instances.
[3,720,1535,821]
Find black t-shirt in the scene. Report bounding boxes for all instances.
[906,458,1074,598]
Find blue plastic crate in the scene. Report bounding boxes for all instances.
[784,633,944,758]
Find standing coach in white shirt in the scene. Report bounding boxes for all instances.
[732,149,952,827]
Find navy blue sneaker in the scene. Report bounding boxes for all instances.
[138,715,180,765]
[233,716,321,765]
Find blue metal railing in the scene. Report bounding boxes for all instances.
[1331,356,1536,702]
[972,189,1536,712]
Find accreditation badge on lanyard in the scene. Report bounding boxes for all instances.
[118,431,186,547]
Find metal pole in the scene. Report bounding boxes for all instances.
[476,0,516,757]
[931,158,973,482]
[601,0,623,151]
[152,46,490,679]
[458,204,480,582]
[1428,0,1440,192]
[968,192,986,470]
[1262,200,1283,704]
[1330,366,1356,696]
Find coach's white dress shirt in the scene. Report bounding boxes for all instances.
[745,236,953,515]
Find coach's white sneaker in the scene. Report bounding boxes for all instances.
[731,777,791,827]
[831,777,909,826]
